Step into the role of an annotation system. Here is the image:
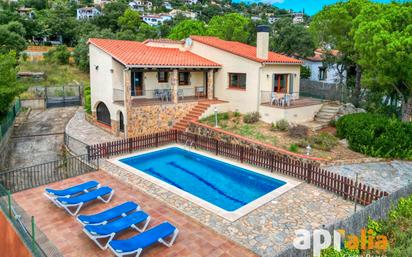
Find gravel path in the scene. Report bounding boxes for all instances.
[324,161,412,193]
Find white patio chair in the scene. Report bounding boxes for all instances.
[271,92,279,106]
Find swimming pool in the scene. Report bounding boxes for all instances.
[118,147,289,214]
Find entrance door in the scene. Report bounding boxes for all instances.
[131,72,143,96]
[273,74,288,93]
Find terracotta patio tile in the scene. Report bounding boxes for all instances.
[12,171,258,257]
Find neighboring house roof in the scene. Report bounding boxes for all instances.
[142,38,183,44]
[88,38,221,67]
[190,36,302,64]
[305,48,341,62]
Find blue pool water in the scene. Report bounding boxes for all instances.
[120,147,286,212]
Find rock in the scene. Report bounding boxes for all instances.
[334,103,367,121]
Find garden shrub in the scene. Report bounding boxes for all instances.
[336,113,412,159]
[243,112,260,124]
[288,125,309,138]
[45,45,71,65]
[288,144,299,153]
[275,119,289,131]
[84,85,91,114]
[311,132,338,151]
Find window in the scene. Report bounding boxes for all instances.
[178,72,190,85]
[229,73,246,89]
[273,74,288,93]
[319,67,327,81]
[158,71,168,82]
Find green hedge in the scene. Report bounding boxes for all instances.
[336,113,412,160]
[84,85,91,114]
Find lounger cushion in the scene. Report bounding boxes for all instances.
[57,186,112,205]
[109,222,176,252]
[78,201,139,225]
[85,211,149,235]
[45,180,99,196]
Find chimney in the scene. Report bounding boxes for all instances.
[256,25,270,60]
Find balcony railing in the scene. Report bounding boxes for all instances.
[131,86,207,105]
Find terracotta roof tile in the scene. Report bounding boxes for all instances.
[88,38,221,67]
[190,36,302,64]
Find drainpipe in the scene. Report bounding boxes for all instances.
[123,67,129,138]
[257,64,264,112]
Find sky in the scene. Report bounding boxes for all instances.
[233,0,394,15]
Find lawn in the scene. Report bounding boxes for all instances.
[199,112,365,161]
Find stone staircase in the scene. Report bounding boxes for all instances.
[173,101,213,131]
[314,104,340,124]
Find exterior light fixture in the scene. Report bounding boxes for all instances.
[94,65,99,70]
[306,144,312,156]
[214,107,218,128]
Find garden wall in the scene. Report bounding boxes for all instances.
[0,211,32,257]
[275,182,412,257]
[21,99,45,110]
[0,122,14,170]
[187,121,326,163]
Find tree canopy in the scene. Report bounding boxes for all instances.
[0,51,23,115]
[353,2,412,121]
[168,20,206,40]
[270,18,314,57]
[207,13,251,43]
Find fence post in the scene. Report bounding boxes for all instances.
[343,177,349,200]
[31,216,36,251]
[7,190,12,218]
[215,139,219,155]
[86,145,91,161]
[175,130,178,143]
[306,163,312,184]
[240,146,244,163]
[270,152,274,173]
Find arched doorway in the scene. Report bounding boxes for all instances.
[96,102,111,126]
[119,111,124,132]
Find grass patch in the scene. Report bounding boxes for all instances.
[18,61,89,87]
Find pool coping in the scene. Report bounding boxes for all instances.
[108,144,301,222]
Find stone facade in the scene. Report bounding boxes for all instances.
[127,102,197,137]
[207,69,214,100]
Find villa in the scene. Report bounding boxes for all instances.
[88,26,324,138]
[76,7,100,20]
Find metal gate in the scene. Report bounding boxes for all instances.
[45,86,81,108]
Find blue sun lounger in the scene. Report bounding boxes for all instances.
[56,186,114,216]
[77,201,140,226]
[44,180,100,206]
[83,211,150,249]
[108,222,179,257]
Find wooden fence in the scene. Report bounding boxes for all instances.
[87,130,388,205]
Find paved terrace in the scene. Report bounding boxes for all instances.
[13,171,257,257]
[101,159,355,257]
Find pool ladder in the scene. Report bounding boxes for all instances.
[184,139,195,149]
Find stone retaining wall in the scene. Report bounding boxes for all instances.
[127,102,197,137]
[0,124,14,170]
[188,121,326,163]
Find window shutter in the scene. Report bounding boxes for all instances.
[289,74,294,94]
[272,74,276,92]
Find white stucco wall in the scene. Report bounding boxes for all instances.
[89,44,125,122]
[303,60,346,84]
[188,41,262,113]
[260,104,322,124]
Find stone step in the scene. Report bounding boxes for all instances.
[316,113,336,119]
[315,117,332,123]
[319,108,339,113]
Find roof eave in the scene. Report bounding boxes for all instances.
[125,64,222,69]
[262,61,303,65]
